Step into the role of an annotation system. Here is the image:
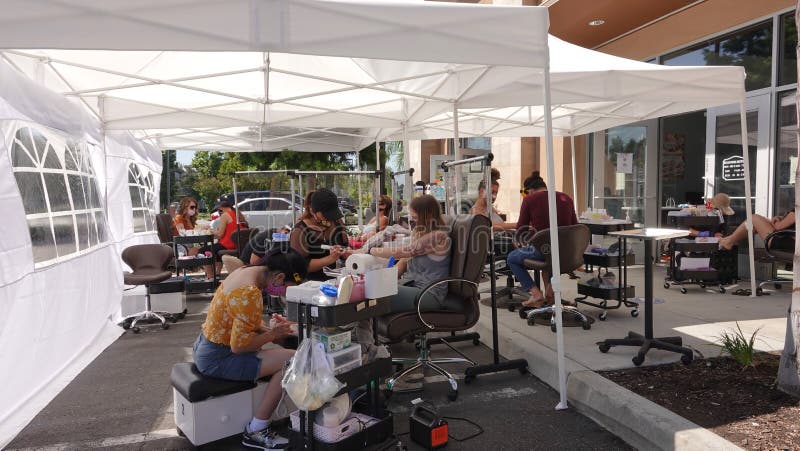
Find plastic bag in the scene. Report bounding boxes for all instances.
[282,338,346,411]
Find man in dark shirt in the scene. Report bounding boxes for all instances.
[508,172,577,307]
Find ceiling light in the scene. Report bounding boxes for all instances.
[589,19,605,26]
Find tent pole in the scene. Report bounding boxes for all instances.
[357,150,364,228]
[739,98,757,297]
[542,42,569,411]
[402,98,412,202]
[570,133,578,213]
[290,175,296,226]
[453,103,461,215]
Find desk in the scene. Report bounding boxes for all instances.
[598,228,693,366]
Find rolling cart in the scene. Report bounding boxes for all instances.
[287,299,394,450]
[575,220,638,320]
[174,234,218,294]
[663,215,737,294]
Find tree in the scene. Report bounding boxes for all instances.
[159,149,178,211]
[777,3,800,397]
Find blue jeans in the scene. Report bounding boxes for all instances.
[507,246,544,292]
[193,333,261,382]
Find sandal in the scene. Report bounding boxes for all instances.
[521,296,547,308]
[731,288,768,296]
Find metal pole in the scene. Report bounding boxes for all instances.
[541,41,569,411]
[165,149,171,212]
[453,103,461,215]
[570,133,579,213]
[739,98,757,297]
[357,151,364,228]
[290,176,296,226]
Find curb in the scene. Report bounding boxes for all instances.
[470,313,743,451]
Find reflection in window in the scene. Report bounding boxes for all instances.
[775,92,796,216]
[602,126,646,225]
[662,20,772,91]
[10,127,108,266]
[128,163,158,233]
[779,13,797,86]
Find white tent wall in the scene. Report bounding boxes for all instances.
[0,60,162,446]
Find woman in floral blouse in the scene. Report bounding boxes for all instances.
[192,248,307,450]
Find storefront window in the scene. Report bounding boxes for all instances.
[713,111,758,226]
[775,91,796,216]
[779,13,797,86]
[602,126,647,224]
[660,112,706,214]
[662,21,772,91]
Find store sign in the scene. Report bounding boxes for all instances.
[721,156,745,181]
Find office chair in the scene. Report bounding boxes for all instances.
[121,244,177,333]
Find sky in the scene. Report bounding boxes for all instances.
[176,150,194,166]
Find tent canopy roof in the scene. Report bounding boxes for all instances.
[0,2,744,150]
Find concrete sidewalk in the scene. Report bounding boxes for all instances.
[472,264,789,450]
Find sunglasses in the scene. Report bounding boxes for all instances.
[189,205,197,210]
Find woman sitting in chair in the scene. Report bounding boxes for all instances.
[353,195,452,356]
[719,209,795,251]
[471,175,516,232]
[355,195,392,241]
[289,188,350,281]
[173,197,200,256]
[192,248,307,449]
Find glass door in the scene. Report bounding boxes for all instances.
[705,94,771,226]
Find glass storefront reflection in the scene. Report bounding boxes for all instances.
[714,111,758,226]
[775,92,796,216]
[601,126,646,224]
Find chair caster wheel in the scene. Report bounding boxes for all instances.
[527,316,536,326]
[464,375,475,384]
[131,326,141,334]
[170,316,179,323]
[121,318,132,330]
[518,308,530,319]
[508,305,515,312]
[550,324,557,333]
[699,281,706,289]
[630,309,639,318]
[599,300,607,308]
[518,366,528,375]
[663,282,670,289]
[598,343,611,353]
[632,355,645,366]
[719,286,726,294]
[472,337,480,346]
[681,354,693,365]
[582,322,591,330]
[599,312,607,321]
[161,322,170,330]
[447,390,458,402]
[680,288,687,294]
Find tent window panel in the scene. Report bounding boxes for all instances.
[129,186,143,208]
[15,128,36,164]
[65,146,80,171]
[42,144,62,170]
[144,210,154,232]
[76,213,91,250]
[86,176,101,209]
[32,130,48,163]
[132,210,147,233]
[11,141,35,167]
[53,214,76,257]
[14,172,48,214]
[94,211,107,243]
[88,212,99,245]
[68,175,87,210]
[44,173,71,212]
[27,217,56,263]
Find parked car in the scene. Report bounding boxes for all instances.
[236,197,302,231]
[217,191,303,209]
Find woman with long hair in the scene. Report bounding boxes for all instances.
[173,196,199,235]
[357,194,392,241]
[192,248,307,449]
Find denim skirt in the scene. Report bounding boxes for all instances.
[192,333,261,382]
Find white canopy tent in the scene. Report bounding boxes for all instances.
[0,1,559,446]
[378,35,757,300]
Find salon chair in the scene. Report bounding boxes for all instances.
[217,228,258,259]
[759,229,794,290]
[121,244,177,333]
[155,213,174,244]
[375,214,490,401]
[521,224,592,331]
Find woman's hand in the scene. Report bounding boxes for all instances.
[270,321,294,340]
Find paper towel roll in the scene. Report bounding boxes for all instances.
[344,254,386,274]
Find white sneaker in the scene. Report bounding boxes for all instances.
[242,426,289,449]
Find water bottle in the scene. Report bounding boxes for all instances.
[414,185,424,197]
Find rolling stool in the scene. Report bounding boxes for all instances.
[121,244,176,333]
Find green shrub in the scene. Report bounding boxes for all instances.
[715,322,761,369]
